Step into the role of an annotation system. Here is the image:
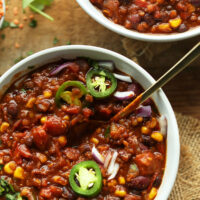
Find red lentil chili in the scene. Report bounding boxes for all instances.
[90,0,200,33]
[0,58,166,200]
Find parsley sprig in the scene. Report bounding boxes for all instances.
[22,0,54,21]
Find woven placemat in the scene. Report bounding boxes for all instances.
[169,113,200,200]
[1,1,200,199]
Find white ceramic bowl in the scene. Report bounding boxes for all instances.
[0,45,180,200]
[76,0,200,42]
[0,0,5,28]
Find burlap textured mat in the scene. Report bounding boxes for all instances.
[0,1,200,199]
[169,113,200,200]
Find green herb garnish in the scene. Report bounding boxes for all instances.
[1,34,5,39]
[23,0,54,21]
[53,37,59,44]
[29,19,37,28]
[104,126,110,138]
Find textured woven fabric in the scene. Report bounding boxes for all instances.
[169,113,200,200]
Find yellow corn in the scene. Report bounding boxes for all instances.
[43,90,52,98]
[58,136,67,146]
[169,17,182,28]
[91,137,99,145]
[158,23,172,32]
[137,117,143,123]
[63,115,70,121]
[4,161,16,175]
[151,132,163,142]
[0,122,9,132]
[14,166,25,179]
[149,187,157,200]
[40,116,47,124]
[26,97,36,108]
[118,176,125,185]
[114,190,127,197]
[141,126,151,134]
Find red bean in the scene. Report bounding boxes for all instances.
[128,176,150,190]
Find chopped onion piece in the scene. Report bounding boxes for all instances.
[108,163,120,180]
[50,62,74,76]
[98,61,114,71]
[158,115,168,136]
[107,151,118,175]
[104,152,112,169]
[136,105,152,117]
[113,73,132,83]
[113,91,135,100]
[92,146,104,165]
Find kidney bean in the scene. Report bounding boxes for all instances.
[128,176,150,190]
[7,100,18,117]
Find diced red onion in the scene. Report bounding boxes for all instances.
[92,146,104,165]
[50,62,74,76]
[108,163,120,180]
[113,91,135,100]
[113,73,132,83]
[97,61,114,71]
[104,151,112,169]
[107,151,118,175]
[136,105,152,118]
[158,115,168,136]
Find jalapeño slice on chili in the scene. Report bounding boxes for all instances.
[86,68,117,98]
[55,81,87,107]
[69,161,102,197]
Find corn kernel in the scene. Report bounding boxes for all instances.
[4,161,16,175]
[63,115,70,120]
[169,17,182,28]
[107,179,117,187]
[43,90,52,98]
[118,176,125,185]
[158,23,172,33]
[91,137,99,145]
[40,116,47,124]
[26,97,36,108]
[114,190,127,197]
[137,117,143,123]
[141,126,151,134]
[58,136,67,146]
[149,187,157,200]
[14,167,25,179]
[151,132,163,142]
[0,122,9,132]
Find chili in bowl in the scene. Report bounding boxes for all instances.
[76,0,200,42]
[0,45,179,199]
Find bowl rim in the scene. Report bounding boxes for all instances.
[0,0,5,28]
[76,0,200,42]
[0,45,180,200]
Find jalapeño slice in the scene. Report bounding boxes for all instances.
[55,81,87,107]
[86,68,117,98]
[69,161,102,197]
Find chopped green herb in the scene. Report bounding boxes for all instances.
[21,88,26,92]
[27,51,34,56]
[1,21,10,30]
[66,41,71,45]
[1,34,5,40]
[14,56,24,64]
[104,126,110,138]
[0,165,3,170]
[9,22,19,28]
[22,0,54,21]
[29,19,37,28]
[53,37,59,44]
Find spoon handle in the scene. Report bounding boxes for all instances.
[141,41,200,103]
[111,42,200,122]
